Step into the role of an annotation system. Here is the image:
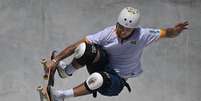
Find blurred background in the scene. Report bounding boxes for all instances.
[0,0,200,101]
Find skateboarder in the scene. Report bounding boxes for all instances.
[45,7,189,101]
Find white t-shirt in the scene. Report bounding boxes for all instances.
[86,25,160,79]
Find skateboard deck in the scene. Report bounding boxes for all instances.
[37,51,57,101]
[37,85,51,101]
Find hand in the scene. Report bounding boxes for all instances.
[174,21,189,33]
[40,58,58,79]
[43,50,58,70]
[45,59,58,70]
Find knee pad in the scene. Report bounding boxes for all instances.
[74,42,98,66]
[84,72,111,91]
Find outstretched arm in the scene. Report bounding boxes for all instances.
[160,21,189,38]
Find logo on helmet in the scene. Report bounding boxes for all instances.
[127,7,136,15]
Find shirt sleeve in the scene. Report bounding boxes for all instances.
[141,28,160,46]
[86,27,111,45]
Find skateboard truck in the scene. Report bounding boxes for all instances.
[37,85,48,101]
[41,58,49,80]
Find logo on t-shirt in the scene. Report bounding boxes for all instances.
[149,30,159,34]
[130,40,137,45]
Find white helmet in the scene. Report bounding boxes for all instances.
[117,7,140,28]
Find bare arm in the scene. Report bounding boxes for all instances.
[54,38,89,62]
[160,21,189,38]
[46,38,90,69]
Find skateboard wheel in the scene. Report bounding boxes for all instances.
[37,85,43,91]
[43,75,48,80]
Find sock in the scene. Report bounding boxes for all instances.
[58,61,67,69]
[58,89,74,98]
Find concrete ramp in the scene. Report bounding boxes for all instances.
[0,0,200,101]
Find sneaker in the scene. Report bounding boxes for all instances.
[49,86,64,101]
[57,61,72,78]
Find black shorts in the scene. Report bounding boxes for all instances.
[86,44,109,74]
[86,45,128,96]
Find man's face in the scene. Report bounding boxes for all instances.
[116,23,134,39]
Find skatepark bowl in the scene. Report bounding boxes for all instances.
[0,0,200,101]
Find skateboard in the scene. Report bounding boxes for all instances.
[37,51,57,101]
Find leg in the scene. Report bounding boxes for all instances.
[50,72,109,100]
[73,83,90,97]
[57,42,100,78]
[71,59,83,69]
[56,57,86,78]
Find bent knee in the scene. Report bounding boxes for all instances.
[84,72,111,91]
[74,42,98,66]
